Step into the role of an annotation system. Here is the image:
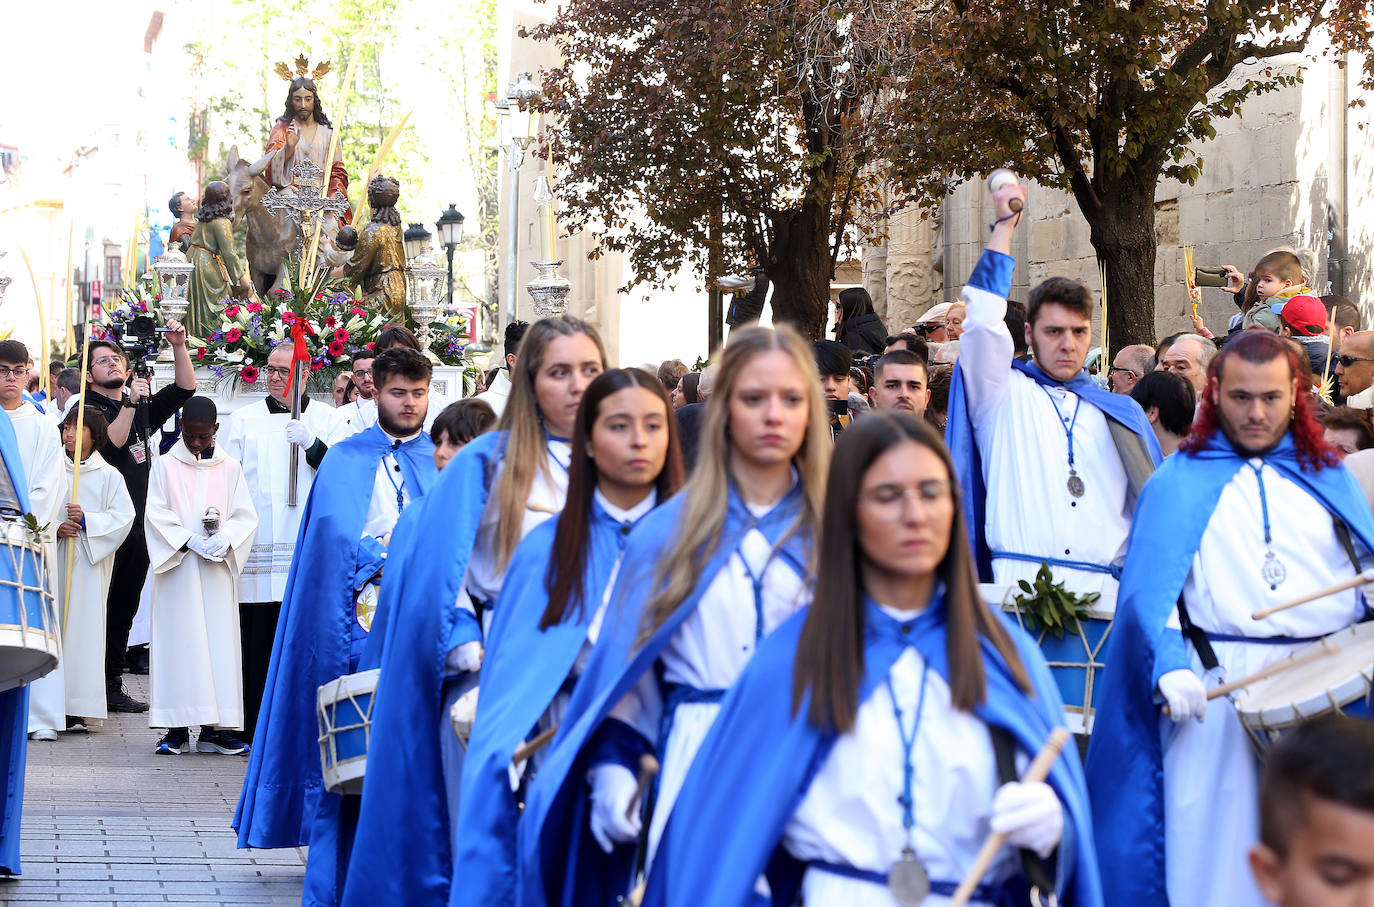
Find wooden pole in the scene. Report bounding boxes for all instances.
[20,250,49,398]
[1251,570,1374,621]
[511,726,557,764]
[61,326,93,631]
[949,728,1070,907]
[64,222,75,361]
[1161,637,1339,716]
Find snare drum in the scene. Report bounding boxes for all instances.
[0,519,58,692]
[317,668,380,795]
[1233,622,1374,755]
[985,582,1117,735]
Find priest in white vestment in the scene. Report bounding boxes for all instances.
[0,342,67,740]
[144,398,258,754]
[55,408,134,725]
[219,343,341,737]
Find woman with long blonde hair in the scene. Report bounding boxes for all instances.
[341,316,606,907]
[518,324,830,905]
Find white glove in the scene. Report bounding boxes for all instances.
[587,763,642,854]
[444,641,483,674]
[186,535,224,563]
[1158,668,1208,722]
[285,419,315,448]
[990,781,1063,859]
[204,533,231,559]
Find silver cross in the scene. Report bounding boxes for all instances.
[260,159,350,254]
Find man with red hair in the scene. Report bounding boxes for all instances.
[1087,328,1374,907]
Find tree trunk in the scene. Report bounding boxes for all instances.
[1078,178,1159,351]
[765,200,832,340]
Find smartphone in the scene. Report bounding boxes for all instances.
[1195,266,1229,288]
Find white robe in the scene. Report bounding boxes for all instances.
[784,638,1026,906]
[219,398,341,602]
[611,494,810,868]
[144,441,259,729]
[475,370,511,420]
[55,453,134,721]
[8,403,67,734]
[959,281,1131,601]
[1161,462,1370,907]
[337,397,378,438]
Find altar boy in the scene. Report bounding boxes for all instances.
[144,397,258,755]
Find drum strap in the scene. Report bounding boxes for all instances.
[989,724,1057,896]
[1331,514,1363,576]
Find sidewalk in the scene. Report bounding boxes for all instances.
[3,674,304,905]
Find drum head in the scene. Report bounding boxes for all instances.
[1233,622,1374,731]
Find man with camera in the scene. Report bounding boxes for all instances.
[85,318,197,713]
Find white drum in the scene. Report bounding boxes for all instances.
[1232,622,1374,755]
[0,518,58,692]
[317,668,380,795]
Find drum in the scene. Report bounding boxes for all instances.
[449,684,480,753]
[317,668,380,795]
[1233,622,1374,755]
[985,582,1117,735]
[0,518,58,692]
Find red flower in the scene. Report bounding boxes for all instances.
[283,312,297,324]
[239,365,259,383]
[324,316,337,328]
[225,327,243,343]
[309,360,323,371]
[364,342,375,351]
[224,304,241,318]
[328,340,346,357]
[315,293,325,300]
[195,347,205,361]
[333,328,349,343]
[351,307,366,317]
[247,301,264,314]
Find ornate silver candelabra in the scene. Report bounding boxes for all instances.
[405,257,447,364]
[151,249,193,362]
[526,260,571,318]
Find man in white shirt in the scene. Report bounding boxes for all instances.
[475,320,529,420]
[219,342,342,736]
[337,351,377,437]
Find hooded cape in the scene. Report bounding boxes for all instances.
[643,596,1103,907]
[451,499,649,906]
[517,485,811,907]
[0,408,31,874]
[339,430,507,907]
[233,422,438,859]
[1085,432,1374,905]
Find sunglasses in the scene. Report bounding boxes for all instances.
[1336,355,1374,368]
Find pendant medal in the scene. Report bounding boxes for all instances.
[887,846,931,906]
[1067,470,1085,498]
[1262,552,1287,589]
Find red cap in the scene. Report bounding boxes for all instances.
[1279,295,1327,337]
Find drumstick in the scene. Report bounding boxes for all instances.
[626,753,660,821]
[950,728,1070,907]
[1161,636,1338,715]
[511,726,558,764]
[1251,569,1374,620]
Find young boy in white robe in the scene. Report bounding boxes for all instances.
[55,407,134,729]
[144,396,258,755]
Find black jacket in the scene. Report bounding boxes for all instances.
[839,312,888,356]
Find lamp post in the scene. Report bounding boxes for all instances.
[435,204,465,309]
[403,223,433,262]
[498,72,543,330]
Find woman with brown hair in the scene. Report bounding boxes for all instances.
[643,413,1103,907]
[451,368,683,906]
[518,324,831,905]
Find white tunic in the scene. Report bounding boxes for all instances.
[475,370,511,420]
[337,397,378,438]
[610,495,810,867]
[360,430,420,542]
[220,398,341,602]
[56,453,134,721]
[8,403,67,734]
[144,441,259,729]
[959,282,1131,601]
[1162,461,1369,907]
[785,637,1023,906]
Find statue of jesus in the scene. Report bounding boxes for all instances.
[264,61,352,225]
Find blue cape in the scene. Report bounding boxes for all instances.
[644,596,1103,907]
[517,485,811,907]
[233,423,438,863]
[340,430,507,907]
[943,250,1161,580]
[1085,432,1374,905]
[450,498,648,907]
[0,408,30,875]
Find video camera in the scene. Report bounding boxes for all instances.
[104,313,168,378]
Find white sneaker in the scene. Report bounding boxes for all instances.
[29,729,57,742]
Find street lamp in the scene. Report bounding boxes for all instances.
[403,223,433,262]
[435,204,465,308]
[499,72,543,328]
